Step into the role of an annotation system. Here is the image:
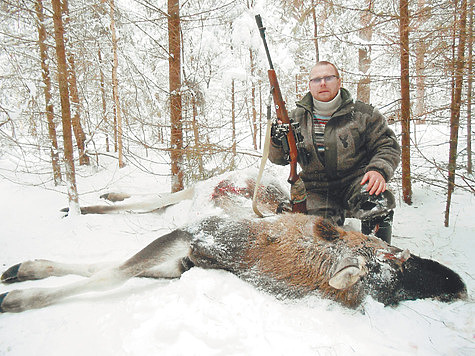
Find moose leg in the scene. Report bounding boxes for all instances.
[0,229,192,313]
[2,258,190,284]
[1,260,116,284]
[74,187,195,214]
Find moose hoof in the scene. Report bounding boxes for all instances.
[0,292,8,313]
[1,263,21,284]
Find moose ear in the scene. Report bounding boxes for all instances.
[329,256,366,290]
[314,218,341,241]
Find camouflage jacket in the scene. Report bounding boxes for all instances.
[269,88,401,191]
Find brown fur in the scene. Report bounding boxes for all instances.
[245,214,387,307]
[0,172,467,313]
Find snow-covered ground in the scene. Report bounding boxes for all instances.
[0,127,474,355]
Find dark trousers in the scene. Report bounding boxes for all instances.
[305,175,396,228]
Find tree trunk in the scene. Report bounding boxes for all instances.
[399,0,412,205]
[445,0,467,227]
[231,79,236,168]
[98,48,110,153]
[35,0,62,185]
[311,0,319,62]
[259,80,262,149]
[168,0,184,192]
[51,0,79,214]
[250,49,257,150]
[467,0,473,174]
[61,0,89,165]
[191,95,204,177]
[415,0,427,123]
[357,2,372,103]
[109,0,125,168]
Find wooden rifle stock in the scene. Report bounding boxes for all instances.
[267,70,299,185]
[256,15,307,213]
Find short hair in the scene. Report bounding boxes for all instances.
[310,61,340,79]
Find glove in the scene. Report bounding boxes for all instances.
[271,121,289,146]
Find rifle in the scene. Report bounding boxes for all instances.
[255,15,307,214]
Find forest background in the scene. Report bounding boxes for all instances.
[0,0,473,225]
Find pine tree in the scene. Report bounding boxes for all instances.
[399,0,412,205]
[168,0,184,192]
[35,0,62,185]
[51,0,80,214]
[445,0,468,227]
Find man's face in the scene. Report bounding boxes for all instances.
[309,64,342,102]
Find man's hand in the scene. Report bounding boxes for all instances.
[361,171,386,195]
[270,120,289,145]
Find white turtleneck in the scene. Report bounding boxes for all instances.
[312,90,343,117]
[312,90,342,153]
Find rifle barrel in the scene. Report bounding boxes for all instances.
[255,14,307,214]
[255,15,274,70]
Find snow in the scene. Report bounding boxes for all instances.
[0,127,474,355]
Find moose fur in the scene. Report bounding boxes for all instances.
[0,170,467,313]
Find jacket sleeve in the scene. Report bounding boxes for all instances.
[268,108,302,166]
[268,140,289,166]
[364,108,401,181]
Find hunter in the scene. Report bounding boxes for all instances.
[269,61,401,244]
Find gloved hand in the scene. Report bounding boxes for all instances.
[271,121,289,146]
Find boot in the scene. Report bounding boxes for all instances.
[374,219,392,244]
[361,211,393,244]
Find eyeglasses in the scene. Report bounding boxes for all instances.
[310,75,339,84]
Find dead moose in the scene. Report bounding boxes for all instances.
[0,170,467,313]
